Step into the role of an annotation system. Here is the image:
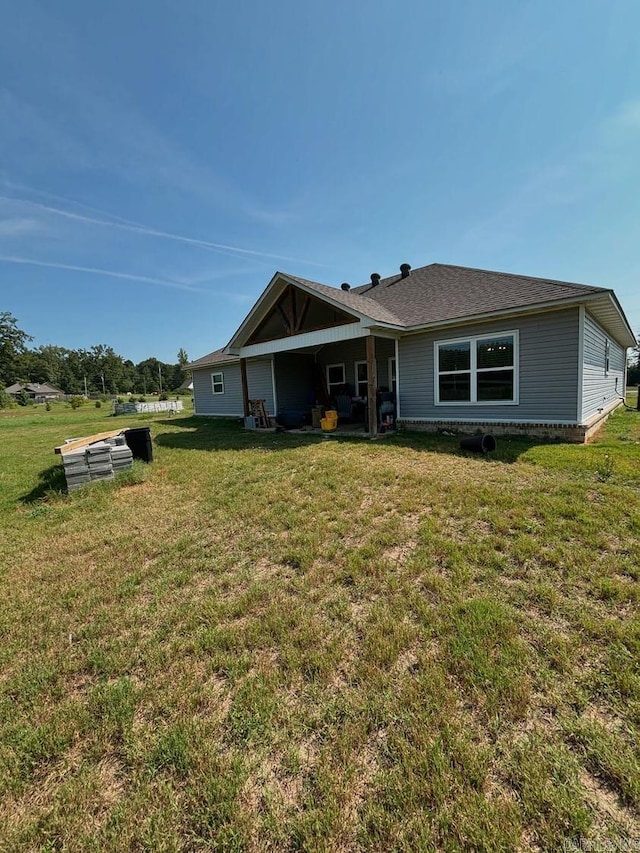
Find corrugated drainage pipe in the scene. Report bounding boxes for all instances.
[459,433,497,454]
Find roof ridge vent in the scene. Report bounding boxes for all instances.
[400,263,411,278]
[370,273,381,287]
[341,282,351,291]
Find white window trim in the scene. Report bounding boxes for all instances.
[211,371,225,395]
[388,356,397,393]
[326,362,345,395]
[354,360,369,397]
[604,339,610,377]
[434,329,519,406]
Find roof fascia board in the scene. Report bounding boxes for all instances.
[190,353,276,370]
[225,271,289,352]
[190,358,239,370]
[238,321,371,359]
[605,291,636,346]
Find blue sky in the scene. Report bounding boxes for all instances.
[1,0,639,363]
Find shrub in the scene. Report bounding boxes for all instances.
[138,396,146,403]
[69,396,84,410]
[95,400,102,408]
[0,384,12,409]
[159,392,168,401]
[116,397,124,404]
[17,389,31,406]
[45,401,52,411]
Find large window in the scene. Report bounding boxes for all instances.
[326,363,345,397]
[211,372,224,394]
[435,331,518,405]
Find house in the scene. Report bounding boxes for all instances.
[176,377,194,393]
[5,382,65,402]
[189,263,636,442]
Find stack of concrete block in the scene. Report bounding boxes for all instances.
[110,444,134,473]
[62,449,93,491]
[85,442,114,482]
[62,435,134,492]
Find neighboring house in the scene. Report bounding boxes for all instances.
[177,378,194,393]
[189,262,636,442]
[6,382,65,402]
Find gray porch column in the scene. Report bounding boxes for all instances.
[366,335,377,436]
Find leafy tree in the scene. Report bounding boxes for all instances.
[0,312,32,385]
[177,347,191,386]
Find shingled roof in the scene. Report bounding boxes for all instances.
[190,262,634,366]
[285,274,404,326]
[189,347,239,368]
[350,263,608,327]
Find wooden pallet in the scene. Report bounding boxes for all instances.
[248,400,273,429]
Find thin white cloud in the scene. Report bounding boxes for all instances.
[0,255,204,292]
[0,193,325,267]
[0,217,42,236]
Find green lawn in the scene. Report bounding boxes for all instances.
[0,399,639,851]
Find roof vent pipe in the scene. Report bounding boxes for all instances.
[400,263,411,278]
[370,273,381,287]
[341,282,351,291]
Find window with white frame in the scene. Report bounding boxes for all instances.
[388,357,397,394]
[354,361,369,397]
[435,331,518,404]
[326,363,345,397]
[211,371,224,394]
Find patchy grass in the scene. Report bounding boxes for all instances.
[0,400,638,851]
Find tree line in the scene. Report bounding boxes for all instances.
[0,311,190,396]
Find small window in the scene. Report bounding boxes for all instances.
[211,372,224,394]
[326,363,345,396]
[605,340,610,376]
[435,331,517,404]
[354,361,369,397]
[388,357,397,395]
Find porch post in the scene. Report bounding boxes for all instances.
[366,335,377,436]
[240,358,250,418]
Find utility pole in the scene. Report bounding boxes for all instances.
[158,365,163,394]
[84,375,88,397]
[101,373,106,395]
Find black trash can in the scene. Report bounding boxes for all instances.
[459,433,496,454]
[125,427,153,462]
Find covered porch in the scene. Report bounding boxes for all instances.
[238,333,398,436]
[226,272,401,436]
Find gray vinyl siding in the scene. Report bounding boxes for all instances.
[274,352,315,412]
[193,358,274,417]
[398,308,580,423]
[193,363,243,416]
[581,312,625,422]
[316,337,396,393]
[247,359,275,415]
